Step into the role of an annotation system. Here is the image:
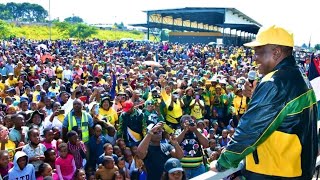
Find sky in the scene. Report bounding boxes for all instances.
[2,0,319,46]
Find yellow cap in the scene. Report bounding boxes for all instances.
[244,25,294,47]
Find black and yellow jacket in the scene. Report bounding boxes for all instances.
[216,55,318,179]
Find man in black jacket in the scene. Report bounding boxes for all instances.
[211,25,318,180]
[117,101,147,147]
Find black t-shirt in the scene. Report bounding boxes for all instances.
[144,143,174,180]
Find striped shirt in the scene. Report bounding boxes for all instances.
[67,141,86,169]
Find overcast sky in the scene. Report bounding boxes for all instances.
[2,0,319,46]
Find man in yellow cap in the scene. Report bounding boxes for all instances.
[211,25,318,180]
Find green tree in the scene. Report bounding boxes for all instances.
[0,4,12,20]
[314,44,320,51]
[0,20,12,39]
[53,21,72,39]
[0,2,47,22]
[64,16,84,23]
[69,23,97,39]
[30,3,48,22]
[5,2,20,21]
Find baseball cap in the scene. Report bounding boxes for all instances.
[244,25,294,47]
[164,158,184,173]
[122,101,134,113]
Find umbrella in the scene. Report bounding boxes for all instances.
[208,42,217,46]
[41,53,54,63]
[36,44,48,50]
[142,61,162,67]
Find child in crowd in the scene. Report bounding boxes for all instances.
[112,170,126,180]
[98,143,118,167]
[22,128,46,172]
[42,128,57,153]
[9,114,27,146]
[116,157,130,179]
[74,168,86,180]
[208,151,220,163]
[0,125,16,161]
[218,129,230,147]
[116,139,127,151]
[8,151,36,180]
[44,148,56,169]
[0,150,13,179]
[67,130,87,169]
[36,163,58,180]
[205,139,219,157]
[88,124,108,170]
[95,156,118,180]
[3,115,13,129]
[52,126,61,141]
[105,126,117,146]
[197,120,208,137]
[113,145,123,158]
[55,143,76,180]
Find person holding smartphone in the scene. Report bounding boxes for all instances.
[43,102,63,131]
[190,92,205,120]
[165,90,184,131]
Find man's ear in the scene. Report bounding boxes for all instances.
[273,46,282,62]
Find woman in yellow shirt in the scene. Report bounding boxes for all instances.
[233,88,247,123]
[99,97,118,126]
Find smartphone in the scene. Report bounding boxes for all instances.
[173,94,180,99]
[195,95,200,100]
[58,109,65,115]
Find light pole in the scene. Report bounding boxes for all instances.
[49,0,52,40]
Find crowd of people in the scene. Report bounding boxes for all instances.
[0,37,311,180]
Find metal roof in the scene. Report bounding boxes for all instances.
[133,7,261,34]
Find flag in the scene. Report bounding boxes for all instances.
[308,53,320,101]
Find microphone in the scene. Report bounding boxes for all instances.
[248,70,256,85]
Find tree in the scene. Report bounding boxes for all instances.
[0,4,12,20]
[114,22,125,30]
[64,16,84,23]
[53,21,72,39]
[314,44,320,51]
[0,2,47,22]
[69,23,97,39]
[0,20,13,39]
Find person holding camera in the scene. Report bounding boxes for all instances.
[137,122,184,180]
[176,115,209,179]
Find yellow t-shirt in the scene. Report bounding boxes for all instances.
[233,96,247,115]
[33,91,40,102]
[99,108,119,125]
[57,114,65,123]
[166,100,183,124]
[161,89,171,103]
[99,79,106,85]
[5,140,16,161]
[5,78,18,86]
[0,82,5,91]
[190,99,205,120]
[55,66,63,79]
